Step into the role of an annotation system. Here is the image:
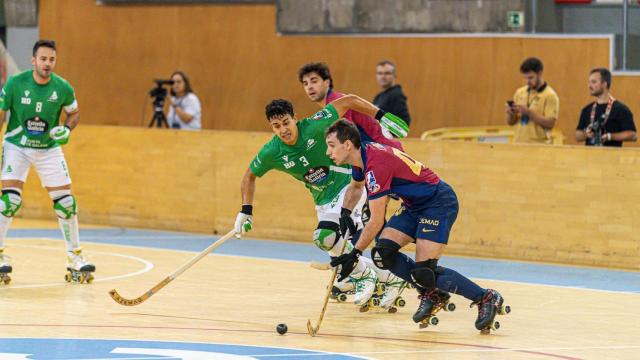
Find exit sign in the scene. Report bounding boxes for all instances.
[507,11,525,28]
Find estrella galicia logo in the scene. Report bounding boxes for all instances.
[365,171,381,193]
[24,116,49,136]
[0,338,367,359]
[303,166,329,184]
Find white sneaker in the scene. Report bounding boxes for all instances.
[351,267,377,306]
[379,275,405,309]
[66,248,95,272]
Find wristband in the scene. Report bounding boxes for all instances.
[374,109,386,121]
[241,204,253,215]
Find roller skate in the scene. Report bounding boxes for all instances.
[352,267,378,312]
[330,277,355,302]
[471,289,510,334]
[379,277,408,313]
[0,248,12,285]
[414,288,456,329]
[65,248,95,284]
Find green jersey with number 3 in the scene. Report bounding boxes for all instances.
[0,70,77,149]
[250,104,351,206]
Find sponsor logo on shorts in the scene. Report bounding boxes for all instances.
[419,218,440,226]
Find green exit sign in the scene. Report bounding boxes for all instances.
[508,11,524,28]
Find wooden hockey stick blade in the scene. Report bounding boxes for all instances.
[306,319,318,337]
[309,261,331,270]
[108,229,235,306]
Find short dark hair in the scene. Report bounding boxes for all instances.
[376,60,396,74]
[32,40,56,56]
[590,67,612,89]
[265,99,294,121]
[326,119,361,149]
[170,71,194,96]
[298,62,333,89]
[520,57,543,73]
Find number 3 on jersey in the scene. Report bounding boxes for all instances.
[391,148,424,175]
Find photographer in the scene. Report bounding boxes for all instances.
[167,71,201,130]
[576,68,636,147]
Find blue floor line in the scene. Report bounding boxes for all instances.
[8,227,640,293]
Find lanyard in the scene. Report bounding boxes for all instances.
[590,95,614,128]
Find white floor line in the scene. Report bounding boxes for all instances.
[0,243,154,290]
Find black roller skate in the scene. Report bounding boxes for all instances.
[414,288,456,328]
[0,248,12,285]
[471,289,511,334]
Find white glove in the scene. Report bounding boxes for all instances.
[234,206,253,238]
[49,125,71,145]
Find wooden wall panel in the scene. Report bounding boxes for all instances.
[17,126,640,270]
[37,1,638,146]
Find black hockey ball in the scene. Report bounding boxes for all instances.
[276,323,288,335]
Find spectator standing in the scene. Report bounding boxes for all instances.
[506,57,559,144]
[576,68,636,147]
[373,60,411,131]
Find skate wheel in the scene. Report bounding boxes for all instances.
[499,305,511,315]
[396,298,406,307]
[337,293,348,302]
[86,274,94,284]
[388,307,397,314]
[64,273,71,282]
[445,302,456,312]
[372,298,380,307]
[429,316,439,326]
[492,321,500,330]
[79,274,86,283]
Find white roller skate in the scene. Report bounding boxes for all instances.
[379,275,407,313]
[65,248,95,284]
[331,276,356,302]
[0,247,12,285]
[351,267,378,311]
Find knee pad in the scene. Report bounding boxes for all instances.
[53,195,77,220]
[370,238,400,270]
[313,221,340,251]
[0,189,22,217]
[411,259,439,291]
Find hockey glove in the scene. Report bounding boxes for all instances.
[234,205,253,238]
[338,207,357,240]
[50,125,71,145]
[330,248,362,282]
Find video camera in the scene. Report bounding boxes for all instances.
[148,79,175,127]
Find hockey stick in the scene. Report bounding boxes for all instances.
[306,238,350,337]
[309,261,330,270]
[108,229,235,306]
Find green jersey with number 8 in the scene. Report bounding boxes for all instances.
[250,104,351,206]
[0,70,77,149]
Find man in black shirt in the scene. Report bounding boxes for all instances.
[576,68,636,147]
[373,60,411,131]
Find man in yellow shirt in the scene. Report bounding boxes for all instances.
[505,57,559,144]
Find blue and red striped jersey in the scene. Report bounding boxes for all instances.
[352,142,441,209]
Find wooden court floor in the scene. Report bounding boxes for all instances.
[0,219,639,359]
